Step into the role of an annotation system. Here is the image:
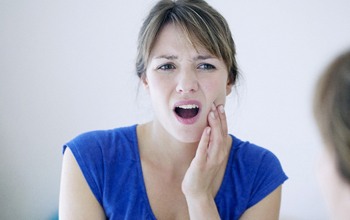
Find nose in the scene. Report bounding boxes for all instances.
[175,70,199,94]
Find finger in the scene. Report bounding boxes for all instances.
[208,103,222,138]
[210,103,222,132]
[207,107,224,158]
[195,126,211,164]
[217,105,228,135]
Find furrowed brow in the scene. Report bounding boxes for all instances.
[194,55,215,61]
[155,55,178,60]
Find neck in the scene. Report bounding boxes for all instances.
[329,175,350,220]
[320,150,350,220]
[138,121,199,167]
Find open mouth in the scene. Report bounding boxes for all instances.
[174,104,200,119]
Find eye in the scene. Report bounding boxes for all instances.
[198,63,216,70]
[158,63,176,71]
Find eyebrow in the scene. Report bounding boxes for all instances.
[194,55,215,61]
[154,55,178,60]
[154,54,215,60]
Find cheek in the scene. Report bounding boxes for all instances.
[203,80,228,105]
[147,77,174,108]
[147,75,171,93]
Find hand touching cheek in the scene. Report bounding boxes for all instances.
[182,103,229,199]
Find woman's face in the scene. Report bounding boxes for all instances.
[144,23,232,143]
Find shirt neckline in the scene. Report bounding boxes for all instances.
[131,124,236,219]
[132,124,157,219]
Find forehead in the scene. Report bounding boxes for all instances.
[149,23,213,58]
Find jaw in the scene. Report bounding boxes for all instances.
[148,119,203,146]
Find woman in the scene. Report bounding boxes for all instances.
[59,0,287,219]
[314,50,350,220]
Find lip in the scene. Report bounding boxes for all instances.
[173,100,202,125]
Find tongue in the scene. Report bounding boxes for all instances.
[176,108,198,119]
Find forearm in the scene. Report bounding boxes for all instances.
[185,194,221,220]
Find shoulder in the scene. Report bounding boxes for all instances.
[231,135,282,170]
[229,135,288,208]
[61,124,139,185]
[64,124,137,147]
[60,125,139,206]
[63,124,138,157]
[60,148,106,220]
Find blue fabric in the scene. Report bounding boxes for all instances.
[63,125,288,220]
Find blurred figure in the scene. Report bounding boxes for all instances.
[314,49,350,220]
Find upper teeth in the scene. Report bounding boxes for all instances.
[177,104,199,109]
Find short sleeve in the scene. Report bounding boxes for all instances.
[247,149,288,208]
[63,131,105,205]
[215,136,288,219]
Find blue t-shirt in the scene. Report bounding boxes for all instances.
[63,125,287,219]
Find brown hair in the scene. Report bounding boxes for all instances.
[136,0,238,85]
[314,50,350,182]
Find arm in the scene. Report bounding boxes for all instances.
[184,194,220,220]
[59,148,106,220]
[182,104,284,219]
[240,186,282,220]
[182,104,228,220]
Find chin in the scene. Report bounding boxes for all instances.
[175,136,201,144]
[172,125,205,144]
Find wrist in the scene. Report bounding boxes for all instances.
[184,192,213,203]
[184,194,220,220]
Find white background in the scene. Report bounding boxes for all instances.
[1,0,350,219]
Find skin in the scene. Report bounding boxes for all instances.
[143,25,231,144]
[59,148,105,220]
[317,149,350,220]
[59,23,282,219]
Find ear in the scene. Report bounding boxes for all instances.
[141,74,149,89]
[226,82,233,96]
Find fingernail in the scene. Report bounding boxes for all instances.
[206,127,211,135]
[219,105,225,113]
[210,111,216,119]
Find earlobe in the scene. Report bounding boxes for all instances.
[141,74,149,89]
[226,83,233,95]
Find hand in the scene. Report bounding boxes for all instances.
[182,103,229,201]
